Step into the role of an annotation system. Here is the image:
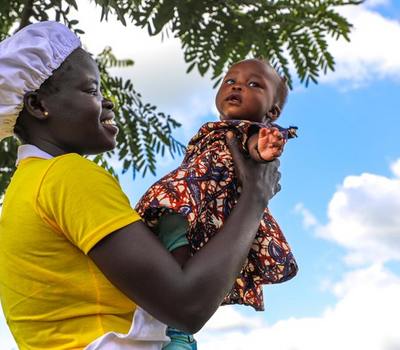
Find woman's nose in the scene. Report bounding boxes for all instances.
[103,98,115,110]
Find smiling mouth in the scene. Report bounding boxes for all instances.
[100,118,119,134]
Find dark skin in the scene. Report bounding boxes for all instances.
[216,59,286,162]
[17,48,282,334]
[16,48,118,155]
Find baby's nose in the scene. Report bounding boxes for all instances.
[232,84,243,91]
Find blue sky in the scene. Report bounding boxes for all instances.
[1,0,400,349]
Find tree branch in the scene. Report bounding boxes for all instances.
[19,0,34,31]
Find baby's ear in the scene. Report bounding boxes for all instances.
[266,104,281,122]
[23,92,48,120]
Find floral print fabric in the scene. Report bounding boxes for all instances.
[135,120,298,311]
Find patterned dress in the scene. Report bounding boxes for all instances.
[135,120,298,311]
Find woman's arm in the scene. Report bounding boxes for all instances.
[88,132,281,334]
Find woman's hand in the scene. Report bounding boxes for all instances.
[226,131,281,202]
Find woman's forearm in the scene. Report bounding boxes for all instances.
[89,138,281,334]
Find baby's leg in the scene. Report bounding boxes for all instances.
[164,328,197,350]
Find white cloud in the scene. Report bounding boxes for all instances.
[294,202,319,229]
[390,158,400,178]
[321,2,400,87]
[315,158,400,265]
[197,264,400,350]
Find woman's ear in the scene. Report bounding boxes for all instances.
[23,91,49,120]
[266,104,281,122]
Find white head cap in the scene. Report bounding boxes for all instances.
[0,21,81,141]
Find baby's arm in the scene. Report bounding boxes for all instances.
[247,127,286,162]
[154,212,191,266]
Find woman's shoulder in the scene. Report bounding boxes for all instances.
[52,153,101,169]
[46,153,114,182]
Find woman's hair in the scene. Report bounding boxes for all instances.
[13,116,28,142]
[39,47,87,94]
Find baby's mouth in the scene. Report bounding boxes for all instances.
[226,93,241,103]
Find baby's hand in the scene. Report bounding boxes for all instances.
[256,127,285,162]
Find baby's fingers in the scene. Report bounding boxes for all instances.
[269,138,286,149]
[270,147,284,158]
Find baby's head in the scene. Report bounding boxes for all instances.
[216,57,288,124]
[0,21,118,156]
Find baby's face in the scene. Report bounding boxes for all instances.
[215,59,280,123]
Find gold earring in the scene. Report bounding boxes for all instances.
[44,111,49,117]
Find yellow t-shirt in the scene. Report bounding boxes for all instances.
[0,153,141,350]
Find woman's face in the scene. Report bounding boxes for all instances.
[39,48,118,156]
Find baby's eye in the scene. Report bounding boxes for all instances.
[249,82,260,87]
[225,79,235,85]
